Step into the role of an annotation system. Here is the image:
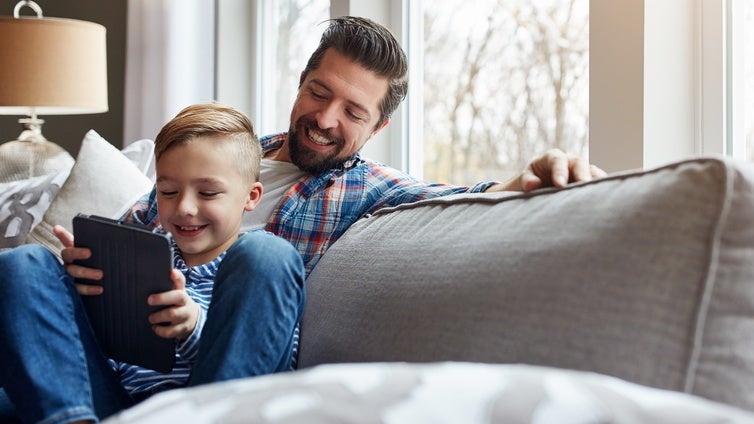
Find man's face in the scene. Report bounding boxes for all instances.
[286,48,390,173]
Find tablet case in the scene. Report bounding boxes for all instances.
[73,214,176,373]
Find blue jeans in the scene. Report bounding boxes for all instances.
[0,231,305,423]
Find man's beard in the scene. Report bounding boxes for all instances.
[288,120,347,174]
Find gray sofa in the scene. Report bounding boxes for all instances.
[4,135,754,422]
[107,155,754,423]
[298,156,754,406]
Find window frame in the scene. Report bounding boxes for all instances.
[728,0,745,159]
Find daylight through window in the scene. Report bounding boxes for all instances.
[422,0,589,185]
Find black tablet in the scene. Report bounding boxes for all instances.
[73,213,176,373]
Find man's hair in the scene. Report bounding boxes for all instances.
[299,16,408,128]
[154,103,262,184]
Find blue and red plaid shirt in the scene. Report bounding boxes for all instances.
[124,132,494,275]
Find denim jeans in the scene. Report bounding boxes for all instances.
[0,230,305,423]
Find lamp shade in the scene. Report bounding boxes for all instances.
[0,16,108,115]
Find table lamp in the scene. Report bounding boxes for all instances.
[0,0,107,183]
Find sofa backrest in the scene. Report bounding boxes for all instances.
[299,156,754,412]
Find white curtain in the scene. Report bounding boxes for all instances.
[123,0,216,146]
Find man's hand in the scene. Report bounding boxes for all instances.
[55,224,104,296]
[488,149,607,193]
[148,269,200,340]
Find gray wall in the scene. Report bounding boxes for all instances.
[0,0,127,154]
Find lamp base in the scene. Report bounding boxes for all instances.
[0,118,74,183]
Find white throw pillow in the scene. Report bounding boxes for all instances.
[121,138,157,182]
[25,130,154,257]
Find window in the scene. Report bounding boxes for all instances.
[216,0,329,136]
[256,0,330,135]
[221,1,754,178]
[717,0,751,162]
[742,0,754,161]
[219,0,591,183]
[421,0,589,185]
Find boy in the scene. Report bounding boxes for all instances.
[0,103,305,423]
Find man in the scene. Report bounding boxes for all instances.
[89,14,604,383]
[130,16,606,275]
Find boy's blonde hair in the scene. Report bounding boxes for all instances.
[154,103,261,184]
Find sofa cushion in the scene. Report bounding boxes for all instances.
[300,156,754,412]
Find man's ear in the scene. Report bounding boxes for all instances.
[370,118,390,139]
[244,182,264,212]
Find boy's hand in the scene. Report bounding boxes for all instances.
[54,224,104,296]
[147,269,200,340]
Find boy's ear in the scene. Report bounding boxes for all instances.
[244,182,264,212]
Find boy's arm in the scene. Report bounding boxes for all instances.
[175,309,207,364]
[148,268,206,365]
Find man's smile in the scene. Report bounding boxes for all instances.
[307,128,334,146]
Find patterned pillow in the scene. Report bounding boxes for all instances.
[102,362,754,424]
[0,170,70,250]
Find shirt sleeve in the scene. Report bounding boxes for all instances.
[121,186,160,227]
[365,161,498,212]
[175,306,207,364]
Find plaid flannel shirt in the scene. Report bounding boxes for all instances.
[125,132,495,275]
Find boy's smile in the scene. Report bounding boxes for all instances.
[155,136,260,267]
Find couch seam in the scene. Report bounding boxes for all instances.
[683,160,734,394]
[371,156,728,217]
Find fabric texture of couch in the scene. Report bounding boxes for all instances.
[4,131,754,422]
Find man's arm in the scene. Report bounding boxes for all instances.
[486,149,607,193]
[121,187,160,226]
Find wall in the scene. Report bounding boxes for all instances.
[589,0,644,172]
[590,0,717,172]
[0,0,127,154]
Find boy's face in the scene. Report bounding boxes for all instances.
[283,48,390,173]
[155,136,261,267]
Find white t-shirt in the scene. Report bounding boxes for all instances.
[240,159,306,232]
